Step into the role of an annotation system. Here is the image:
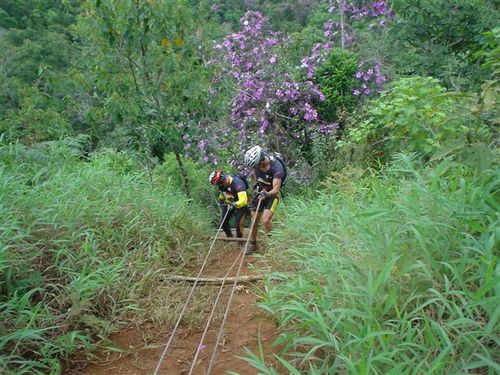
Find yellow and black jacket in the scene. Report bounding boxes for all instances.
[218,175,248,208]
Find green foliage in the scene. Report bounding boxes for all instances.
[247,155,499,373]
[1,0,499,371]
[77,0,211,156]
[475,27,500,78]
[314,48,359,121]
[0,9,17,29]
[0,29,72,83]
[205,0,320,33]
[0,84,73,144]
[0,0,78,29]
[387,0,499,90]
[154,153,216,209]
[341,76,490,163]
[0,2,82,146]
[473,27,500,133]
[0,142,209,373]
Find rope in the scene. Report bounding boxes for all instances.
[153,204,232,375]
[206,198,263,374]
[187,246,243,375]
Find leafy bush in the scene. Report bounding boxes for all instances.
[386,0,498,90]
[154,153,217,210]
[314,48,359,122]
[0,143,209,374]
[341,76,490,163]
[247,154,499,373]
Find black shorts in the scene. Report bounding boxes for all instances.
[250,195,280,213]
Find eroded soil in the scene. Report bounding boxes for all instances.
[67,234,279,375]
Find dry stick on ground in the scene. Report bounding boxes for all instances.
[158,275,264,284]
[210,237,249,242]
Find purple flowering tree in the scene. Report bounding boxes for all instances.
[196,2,394,169]
[210,11,337,165]
[301,1,393,99]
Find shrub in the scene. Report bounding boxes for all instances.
[314,48,359,122]
[0,143,209,374]
[341,76,490,163]
[246,155,499,373]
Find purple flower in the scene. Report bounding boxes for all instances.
[318,122,338,135]
[303,103,318,122]
[353,89,361,96]
[198,139,208,150]
[245,108,256,116]
[265,37,278,46]
[259,117,269,134]
[323,19,334,38]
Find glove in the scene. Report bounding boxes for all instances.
[227,203,235,211]
[259,191,272,199]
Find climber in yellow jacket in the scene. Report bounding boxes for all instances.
[209,170,249,238]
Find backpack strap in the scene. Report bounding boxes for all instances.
[270,153,287,186]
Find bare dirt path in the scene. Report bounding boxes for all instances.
[67,235,280,375]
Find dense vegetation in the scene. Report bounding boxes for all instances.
[254,156,498,373]
[1,0,498,373]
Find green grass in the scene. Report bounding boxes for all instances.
[248,154,499,374]
[0,143,210,374]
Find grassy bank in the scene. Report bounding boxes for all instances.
[249,155,499,374]
[0,143,210,374]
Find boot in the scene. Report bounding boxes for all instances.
[245,241,257,255]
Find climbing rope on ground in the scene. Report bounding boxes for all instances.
[187,247,244,374]
[153,207,232,375]
[205,198,263,374]
[188,198,263,375]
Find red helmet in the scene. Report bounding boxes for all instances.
[209,170,224,186]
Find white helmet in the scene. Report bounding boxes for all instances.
[244,145,263,168]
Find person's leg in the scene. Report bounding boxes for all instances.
[234,207,247,238]
[262,196,279,233]
[220,205,233,237]
[262,209,274,233]
[249,210,262,242]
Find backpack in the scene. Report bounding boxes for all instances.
[235,173,249,190]
[270,152,288,186]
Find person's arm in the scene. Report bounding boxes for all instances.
[219,192,231,204]
[233,191,248,208]
[265,178,282,197]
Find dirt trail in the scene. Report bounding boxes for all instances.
[68,234,280,375]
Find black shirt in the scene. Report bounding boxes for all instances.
[220,175,247,201]
[255,156,285,191]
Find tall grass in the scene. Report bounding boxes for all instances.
[248,154,499,374]
[0,143,210,374]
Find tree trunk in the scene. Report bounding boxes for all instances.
[338,0,345,50]
[174,149,191,199]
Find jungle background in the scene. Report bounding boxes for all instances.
[0,0,498,373]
